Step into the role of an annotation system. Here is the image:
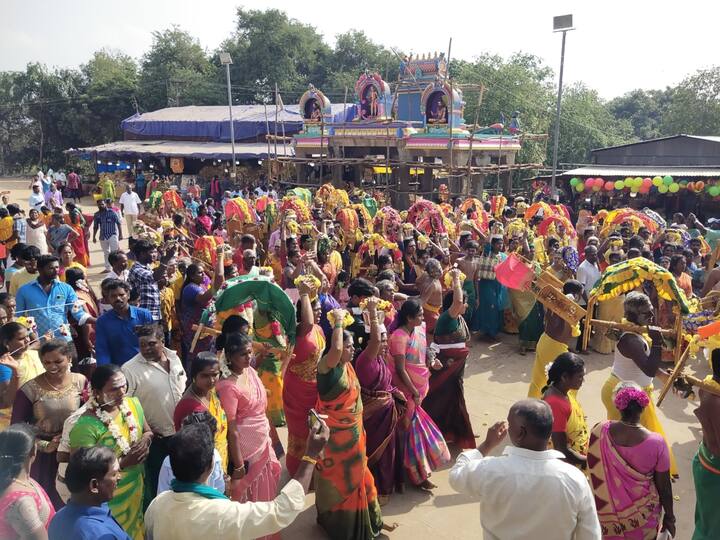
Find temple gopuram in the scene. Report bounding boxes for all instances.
[289,53,525,207]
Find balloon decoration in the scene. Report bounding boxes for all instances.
[570,175,720,198]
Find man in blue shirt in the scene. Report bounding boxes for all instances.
[93,198,123,272]
[49,446,131,540]
[95,279,154,365]
[15,255,93,349]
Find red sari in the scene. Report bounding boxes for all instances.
[282,324,325,476]
[64,216,89,266]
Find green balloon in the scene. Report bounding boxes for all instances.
[615,180,625,190]
[575,182,584,192]
[663,175,673,186]
[658,184,668,194]
[710,186,720,197]
[570,177,579,187]
[669,183,680,193]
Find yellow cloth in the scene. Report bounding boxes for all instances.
[159,287,176,332]
[601,372,678,477]
[59,262,86,282]
[528,333,569,399]
[0,350,44,429]
[9,269,38,296]
[566,393,589,456]
[0,216,16,249]
[590,296,624,355]
[169,270,184,302]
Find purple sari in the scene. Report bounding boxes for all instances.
[355,348,403,496]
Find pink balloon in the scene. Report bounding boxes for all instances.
[642,177,652,188]
[595,177,604,187]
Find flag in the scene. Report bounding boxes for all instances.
[495,252,534,290]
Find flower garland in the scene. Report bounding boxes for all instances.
[327,310,354,328]
[613,386,650,411]
[443,269,466,288]
[294,274,321,301]
[90,396,140,456]
[359,298,393,312]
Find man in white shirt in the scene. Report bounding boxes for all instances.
[28,183,45,211]
[576,245,602,305]
[118,184,143,239]
[449,399,601,540]
[576,245,602,352]
[122,324,186,503]
[145,419,330,540]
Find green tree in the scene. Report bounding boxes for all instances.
[218,8,331,104]
[660,67,720,136]
[608,89,671,140]
[455,53,556,167]
[139,27,218,111]
[326,31,399,95]
[551,82,634,164]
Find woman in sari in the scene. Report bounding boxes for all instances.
[173,355,229,471]
[0,424,55,539]
[26,208,49,254]
[589,382,675,539]
[65,209,89,267]
[216,333,280,518]
[10,340,87,510]
[64,267,99,363]
[387,299,450,490]
[541,352,588,468]
[69,364,152,540]
[425,270,475,449]
[600,292,678,478]
[180,260,223,364]
[315,308,383,539]
[57,243,86,283]
[282,279,325,476]
[0,322,44,429]
[355,297,405,504]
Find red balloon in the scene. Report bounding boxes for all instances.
[687,182,695,192]
[696,181,706,191]
[604,181,614,191]
[642,177,652,188]
[595,177,604,187]
[640,186,650,194]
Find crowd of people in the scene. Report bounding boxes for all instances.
[0,168,718,539]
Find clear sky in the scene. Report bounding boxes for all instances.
[1,0,716,99]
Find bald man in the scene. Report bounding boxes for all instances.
[449,399,601,540]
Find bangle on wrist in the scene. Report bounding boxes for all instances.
[301,455,318,466]
[234,464,245,471]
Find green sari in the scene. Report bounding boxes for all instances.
[69,397,146,540]
[509,288,544,350]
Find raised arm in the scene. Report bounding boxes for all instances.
[319,309,347,373]
[448,269,465,319]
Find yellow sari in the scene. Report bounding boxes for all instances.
[207,390,229,471]
[0,350,44,429]
[528,333,569,399]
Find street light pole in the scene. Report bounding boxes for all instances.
[220,52,237,180]
[550,15,574,201]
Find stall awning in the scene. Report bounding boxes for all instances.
[65,140,294,160]
[563,165,720,178]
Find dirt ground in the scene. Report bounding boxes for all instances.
[1,177,700,539]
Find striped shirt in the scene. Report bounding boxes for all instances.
[128,262,161,321]
[12,216,26,243]
[93,209,121,241]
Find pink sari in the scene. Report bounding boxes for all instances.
[216,370,281,511]
[587,421,662,539]
[387,325,450,485]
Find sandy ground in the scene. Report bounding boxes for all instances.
[1,177,701,539]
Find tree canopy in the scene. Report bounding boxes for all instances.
[2,7,720,174]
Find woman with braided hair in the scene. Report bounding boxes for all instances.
[588,382,675,538]
[0,424,55,539]
[541,352,588,469]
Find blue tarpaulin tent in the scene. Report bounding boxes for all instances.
[121,104,355,142]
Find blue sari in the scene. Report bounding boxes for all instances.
[471,248,508,337]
